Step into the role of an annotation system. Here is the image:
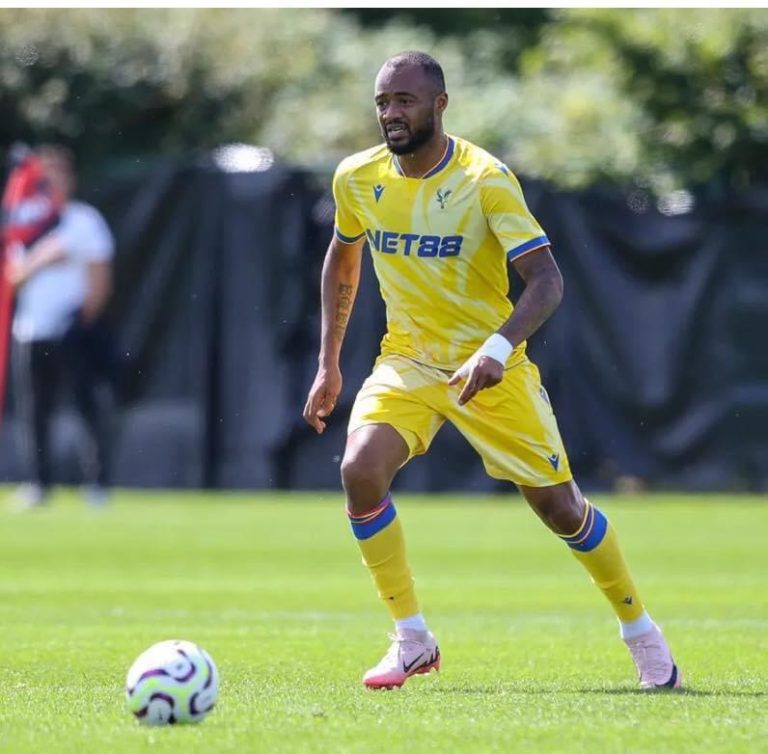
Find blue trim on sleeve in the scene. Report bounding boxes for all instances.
[350,501,397,540]
[506,235,550,260]
[335,227,365,244]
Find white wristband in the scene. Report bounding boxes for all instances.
[451,332,515,381]
[451,333,515,381]
[476,333,514,365]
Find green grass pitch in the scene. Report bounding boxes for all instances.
[0,489,766,753]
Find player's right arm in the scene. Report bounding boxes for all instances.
[303,234,365,434]
[304,159,367,434]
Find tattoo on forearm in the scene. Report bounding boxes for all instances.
[334,283,354,339]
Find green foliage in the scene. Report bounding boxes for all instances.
[0,490,767,753]
[344,8,551,38]
[343,9,552,72]
[0,9,363,164]
[1,8,767,193]
[524,9,768,193]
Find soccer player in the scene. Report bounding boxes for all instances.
[303,51,681,691]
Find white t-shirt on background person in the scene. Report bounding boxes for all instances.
[12,201,114,342]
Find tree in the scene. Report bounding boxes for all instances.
[2,8,767,195]
[522,9,768,194]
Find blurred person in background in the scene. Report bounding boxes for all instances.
[5,144,116,508]
[304,51,681,692]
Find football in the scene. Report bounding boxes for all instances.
[125,639,219,725]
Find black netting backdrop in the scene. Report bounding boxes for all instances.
[1,158,766,492]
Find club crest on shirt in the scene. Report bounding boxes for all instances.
[436,188,452,209]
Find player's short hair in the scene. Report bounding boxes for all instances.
[382,51,446,95]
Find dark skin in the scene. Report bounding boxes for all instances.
[303,58,587,533]
[374,62,449,176]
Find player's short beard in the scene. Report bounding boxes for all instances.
[384,113,436,156]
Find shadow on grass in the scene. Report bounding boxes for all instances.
[430,685,767,698]
[579,687,767,698]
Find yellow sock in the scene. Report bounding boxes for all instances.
[348,493,419,620]
[560,501,645,622]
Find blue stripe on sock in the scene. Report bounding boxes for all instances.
[349,500,397,540]
[566,506,608,552]
[561,504,594,545]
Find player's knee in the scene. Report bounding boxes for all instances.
[339,451,380,490]
[525,483,585,535]
[340,451,389,512]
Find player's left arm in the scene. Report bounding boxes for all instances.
[449,247,562,405]
[499,246,563,348]
[449,165,562,405]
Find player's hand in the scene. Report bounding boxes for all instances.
[448,355,504,406]
[303,364,342,434]
[5,255,28,287]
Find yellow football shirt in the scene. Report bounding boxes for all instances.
[333,135,550,370]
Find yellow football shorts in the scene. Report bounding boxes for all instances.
[348,353,573,487]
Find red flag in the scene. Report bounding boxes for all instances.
[0,146,62,424]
